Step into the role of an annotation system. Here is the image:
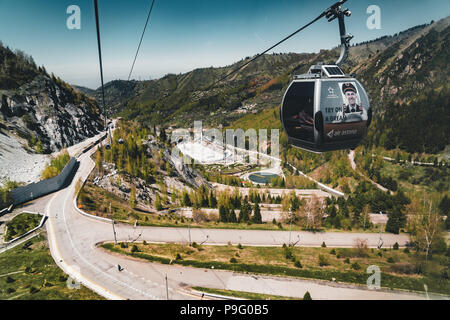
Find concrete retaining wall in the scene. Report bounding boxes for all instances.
[10,157,78,206]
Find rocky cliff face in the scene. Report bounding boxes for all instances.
[0,42,104,154]
[0,74,104,153]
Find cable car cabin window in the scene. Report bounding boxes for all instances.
[282,82,315,143]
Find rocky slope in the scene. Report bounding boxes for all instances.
[0,43,104,154]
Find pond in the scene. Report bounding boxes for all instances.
[248,172,280,184]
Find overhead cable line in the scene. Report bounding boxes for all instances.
[94,0,106,128]
[206,0,348,90]
[128,0,156,81]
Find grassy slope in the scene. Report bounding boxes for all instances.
[101,242,450,295]
[5,213,41,241]
[0,234,103,300]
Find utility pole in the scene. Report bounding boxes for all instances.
[165,274,169,300]
[377,211,384,249]
[188,221,191,246]
[110,203,117,244]
[288,209,293,246]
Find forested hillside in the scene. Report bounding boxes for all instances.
[84,17,450,155]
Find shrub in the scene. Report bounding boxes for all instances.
[431,237,447,254]
[277,222,283,229]
[295,260,303,268]
[120,242,128,248]
[192,242,198,248]
[318,254,329,266]
[6,288,15,294]
[285,248,293,260]
[6,276,15,283]
[336,253,341,259]
[29,286,39,294]
[44,281,53,287]
[176,253,182,260]
[131,245,139,253]
[321,242,327,248]
[143,240,147,245]
[237,243,243,250]
[230,257,237,263]
[344,258,350,264]
[303,291,312,300]
[59,275,68,282]
[192,209,209,223]
[393,242,399,250]
[330,249,336,255]
[389,263,416,274]
[354,239,369,257]
[403,248,410,254]
[351,262,361,270]
[272,218,277,224]
[387,257,395,263]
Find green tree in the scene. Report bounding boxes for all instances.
[228,209,237,223]
[219,205,228,223]
[303,291,312,300]
[386,206,405,234]
[36,138,43,154]
[238,202,251,223]
[208,190,217,208]
[129,187,137,208]
[252,203,262,224]
[407,198,443,262]
[155,193,163,211]
[182,190,192,207]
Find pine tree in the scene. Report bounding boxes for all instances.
[228,209,237,223]
[219,205,228,223]
[239,203,251,223]
[182,190,192,207]
[208,191,217,208]
[155,193,163,211]
[252,203,262,224]
[385,206,405,234]
[129,187,137,208]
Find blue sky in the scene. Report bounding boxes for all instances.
[0,0,449,88]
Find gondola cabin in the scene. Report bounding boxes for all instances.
[281,64,372,153]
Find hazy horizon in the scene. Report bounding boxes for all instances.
[1,0,449,89]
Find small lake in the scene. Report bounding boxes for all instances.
[248,172,279,184]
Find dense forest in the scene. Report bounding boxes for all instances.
[366,86,449,153]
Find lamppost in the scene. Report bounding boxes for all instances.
[110,203,117,244]
[288,209,293,246]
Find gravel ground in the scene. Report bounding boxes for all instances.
[0,131,49,186]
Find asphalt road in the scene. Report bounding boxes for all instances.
[34,143,449,300]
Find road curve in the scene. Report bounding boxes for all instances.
[41,143,439,300]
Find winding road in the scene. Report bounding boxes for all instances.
[26,138,446,300]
